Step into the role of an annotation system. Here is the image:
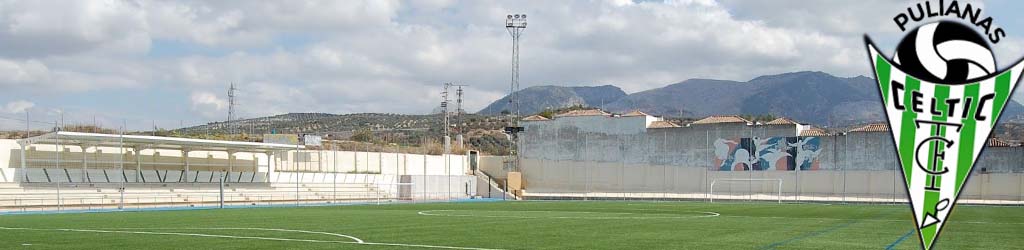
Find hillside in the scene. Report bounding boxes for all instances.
[173,113,513,155]
[477,85,626,115]
[478,71,1024,126]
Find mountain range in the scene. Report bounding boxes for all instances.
[479,71,1024,126]
[477,85,626,115]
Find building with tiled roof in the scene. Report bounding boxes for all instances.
[622,110,651,117]
[988,138,1014,147]
[849,123,889,132]
[648,120,681,128]
[690,115,750,125]
[554,109,611,117]
[521,115,550,121]
[765,117,799,125]
[799,127,828,136]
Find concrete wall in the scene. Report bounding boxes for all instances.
[500,116,1024,202]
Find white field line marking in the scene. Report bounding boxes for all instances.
[625,202,834,206]
[100,227,364,243]
[714,214,1024,225]
[0,227,503,250]
[417,210,719,219]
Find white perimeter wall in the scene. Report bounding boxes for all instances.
[494,157,1024,203]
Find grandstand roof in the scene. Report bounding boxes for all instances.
[648,121,681,128]
[521,115,551,121]
[18,131,303,153]
[849,123,889,132]
[691,115,750,124]
[554,109,611,117]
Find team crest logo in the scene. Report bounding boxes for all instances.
[865,2,1022,249]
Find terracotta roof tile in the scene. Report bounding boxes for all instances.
[766,117,799,125]
[849,123,889,132]
[648,120,681,128]
[554,109,611,117]
[799,127,828,136]
[521,115,550,121]
[988,138,1014,147]
[691,115,750,124]
[622,110,651,117]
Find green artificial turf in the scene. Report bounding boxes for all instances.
[0,201,1020,249]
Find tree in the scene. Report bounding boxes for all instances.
[351,129,374,142]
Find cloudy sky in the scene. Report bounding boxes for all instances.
[1,0,1023,130]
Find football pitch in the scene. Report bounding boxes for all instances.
[0,200,1020,249]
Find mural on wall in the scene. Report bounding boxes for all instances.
[713,136,821,171]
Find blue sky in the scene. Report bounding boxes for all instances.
[1,0,1023,131]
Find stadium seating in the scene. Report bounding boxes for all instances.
[141,170,159,183]
[164,170,181,182]
[0,168,401,212]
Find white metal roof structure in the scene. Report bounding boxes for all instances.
[17,131,303,152]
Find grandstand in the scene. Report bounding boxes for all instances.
[0,131,483,212]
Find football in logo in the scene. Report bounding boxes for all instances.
[866,13,1024,250]
[893,21,996,85]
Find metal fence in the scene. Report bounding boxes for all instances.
[0,178,481,214]
[508,125,1024,205]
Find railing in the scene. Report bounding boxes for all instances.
[0,181,469,213]
[476,170,517,200]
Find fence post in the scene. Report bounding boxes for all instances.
[219,171,224,209]
[57,179,61,212]
[118,121,125,210]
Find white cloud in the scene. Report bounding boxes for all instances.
[190,91,227,119]
[0,59,49,85]
[0,0,148,57]
[2,100,35,114]
[2,0,1020,123]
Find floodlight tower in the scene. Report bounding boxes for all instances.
[504,14,527,171]
[505,14,527,124]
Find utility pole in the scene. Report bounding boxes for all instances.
[441,84,451,148]
[442,83,469,149]
[228,82,238,135]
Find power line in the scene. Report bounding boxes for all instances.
[228,82,238,134]
[0,114,57,125]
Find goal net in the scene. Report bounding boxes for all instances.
[708,178,782,203]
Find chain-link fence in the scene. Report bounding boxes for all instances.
[0,179,480,213]
[505,122,1024,205]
